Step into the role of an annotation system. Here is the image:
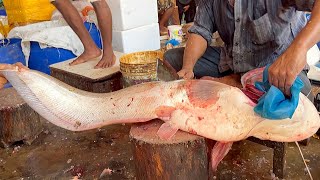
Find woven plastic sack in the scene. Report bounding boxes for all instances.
[3,0,55,26]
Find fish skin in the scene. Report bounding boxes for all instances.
[2,69,319,143]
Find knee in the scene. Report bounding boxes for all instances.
[163,49,175,64]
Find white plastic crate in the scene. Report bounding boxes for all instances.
[112,23,160,53]
[106,0,158,31]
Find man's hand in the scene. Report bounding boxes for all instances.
[183,5,190,12]
[178,34,208,80]
[268,45,307,96]
[177,68,194,79]
[269,0,320,96]
[0,63,28,89]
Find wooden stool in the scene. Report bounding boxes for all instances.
[130,120,208,180]
[49,51,124,93]
[0,88,44,148]
[311,83,320,135]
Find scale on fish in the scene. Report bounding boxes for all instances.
[1,67,319,178]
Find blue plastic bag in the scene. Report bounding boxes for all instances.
[165,39,180,47]
[254,65,304,119]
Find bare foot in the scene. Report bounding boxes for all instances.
[69,48,102,66]
[94,53,116,69]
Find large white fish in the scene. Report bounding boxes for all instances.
[1,67,319,170]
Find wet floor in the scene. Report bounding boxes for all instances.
[0,121,319,180]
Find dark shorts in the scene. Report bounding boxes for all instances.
[164,46,314,101]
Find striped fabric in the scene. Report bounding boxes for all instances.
[189,0,315,73]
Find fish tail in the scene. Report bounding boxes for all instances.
[2,70,77,131]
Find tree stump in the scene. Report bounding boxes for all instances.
[50,68,123,93]
[49,52,124,93]
[130,120,208,180]
[0,88,44,148]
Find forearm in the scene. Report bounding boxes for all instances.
[182,33,208,70]
[291,0,320,52]
[92,1,113,51]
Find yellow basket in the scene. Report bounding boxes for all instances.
[120,51,163,87]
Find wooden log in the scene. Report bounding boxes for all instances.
[50,51,124,93]
[50,68,122,93]
[0,88,44,148]
[130,120,208,180]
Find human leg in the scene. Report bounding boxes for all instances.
[164,46,232,78]
[158,0,174,35]
[91,0,116,68]
[51,0,102,66]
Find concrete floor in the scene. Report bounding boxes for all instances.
[0,121,319,180]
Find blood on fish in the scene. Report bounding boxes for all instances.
[198,116,204,121]
[127,98,134,107]
[155,106,176,118]
[113,103,116,107]
[74,121,82,128]
[188,128,197,135]
[246,101,256,107]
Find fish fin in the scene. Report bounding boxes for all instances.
[211,142,233,171]
[186,80,227,108]
[157,122,179,140]
[155,106,176,121]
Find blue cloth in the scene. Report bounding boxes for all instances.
[254,65,304,120]
[165,39,180,47]
[4,83,12,89]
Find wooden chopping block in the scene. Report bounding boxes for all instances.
[130,120,208,180]
[49,51,124,93]
[0,88,44,148]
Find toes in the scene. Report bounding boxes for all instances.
[70,58,87,66]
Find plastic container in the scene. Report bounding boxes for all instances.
[106,0,158,31]
[168,25,183,43]
[0,8,6,16]
[112,23,160,53]
[0,38,25,88]
[28,22,102,75]
[0,38,25,64]
[3,0,55,26]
